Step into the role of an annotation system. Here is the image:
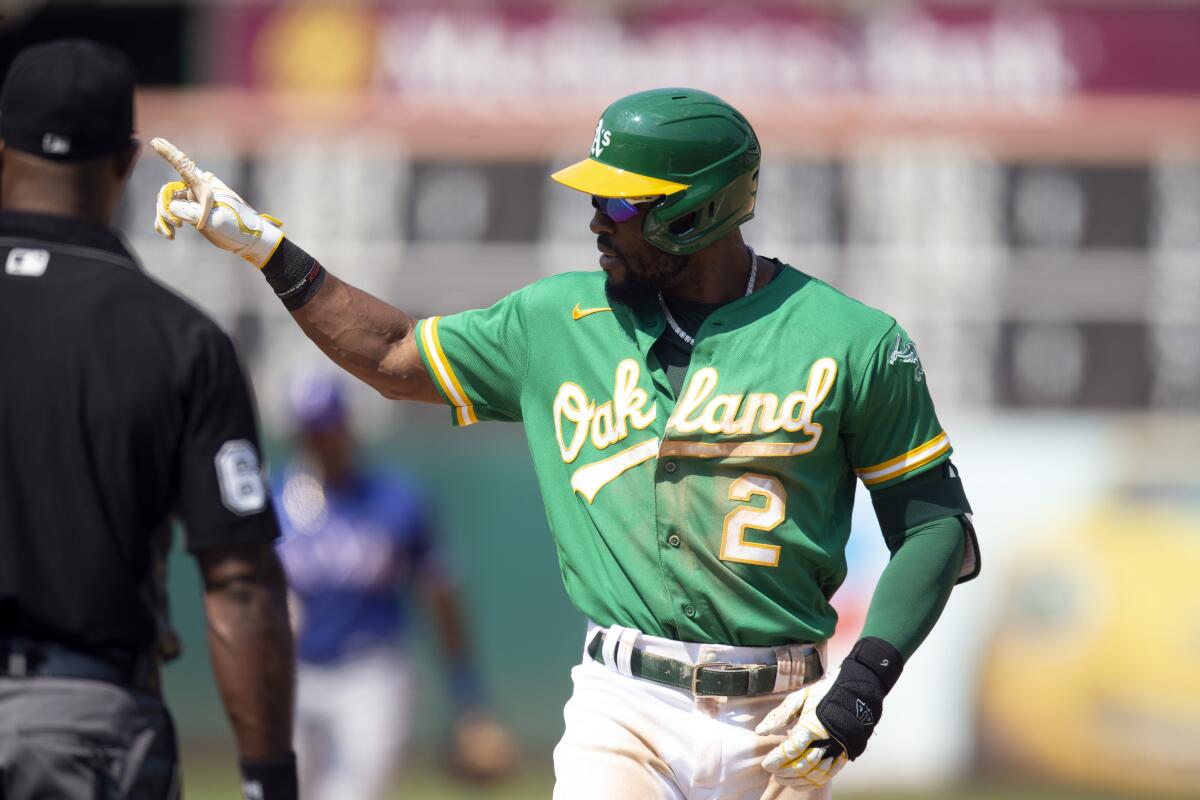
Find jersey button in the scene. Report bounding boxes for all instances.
[664,461,677,474]
[667,534,681,548]
[683,604,696,618]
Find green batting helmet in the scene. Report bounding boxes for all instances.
[551,88,760,255]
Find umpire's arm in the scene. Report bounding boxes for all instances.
[198,543,295,762]
[177,322,298,796]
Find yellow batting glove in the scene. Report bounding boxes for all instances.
[755,667,849,789]
[153,180,188,240]
[150,138,284,268]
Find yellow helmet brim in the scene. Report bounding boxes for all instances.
[550,157,689,198]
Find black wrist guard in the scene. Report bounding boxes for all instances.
[240,752,298,800]
[261,238,326,311]
[814,637,904,760]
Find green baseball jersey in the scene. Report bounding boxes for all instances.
[415,264,952,647]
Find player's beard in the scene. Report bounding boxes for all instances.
[599,235,690,306]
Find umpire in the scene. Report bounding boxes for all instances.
[0,41,297,799]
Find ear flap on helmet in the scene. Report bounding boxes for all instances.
[643,167,759,255]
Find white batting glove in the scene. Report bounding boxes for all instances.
[150,137,284,268]
[755,667,849,789]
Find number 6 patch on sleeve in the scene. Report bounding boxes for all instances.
[214,439,267,515]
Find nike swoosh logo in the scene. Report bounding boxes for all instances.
[572,303,613,321]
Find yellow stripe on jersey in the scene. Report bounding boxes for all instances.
[419,316,478,426]
[855,432,950,486]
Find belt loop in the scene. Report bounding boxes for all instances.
[602,625,625,671]
[771,644,794,693]
[616,627,639,677]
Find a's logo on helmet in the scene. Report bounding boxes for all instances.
[591,117,612,158]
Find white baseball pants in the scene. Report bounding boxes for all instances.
[294,646,412,800]
[553,622,832,800]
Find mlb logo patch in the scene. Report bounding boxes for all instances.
[5,248,50,277]
[42,132,71,155]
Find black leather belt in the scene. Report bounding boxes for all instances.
[587,631,822,697]
[0,638,160,693]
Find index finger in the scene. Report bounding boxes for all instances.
[150,138,202,186]
[150,137,214,231]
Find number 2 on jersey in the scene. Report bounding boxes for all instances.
[720,472,784,567]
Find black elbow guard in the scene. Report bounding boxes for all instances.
[871,460,980,584]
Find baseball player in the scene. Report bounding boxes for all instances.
[277,368,514,799]
[152,87,979,799]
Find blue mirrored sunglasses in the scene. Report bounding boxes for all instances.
[591,195,660,223]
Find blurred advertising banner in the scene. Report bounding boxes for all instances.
[205,1,1200,101]
[119,0,1200,421]
[828,413,1200,794]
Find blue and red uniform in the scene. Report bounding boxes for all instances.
[275,466,437,665]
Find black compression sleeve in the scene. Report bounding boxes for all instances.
[260,238,325,311]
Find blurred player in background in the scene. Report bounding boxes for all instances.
[275,368,515,800]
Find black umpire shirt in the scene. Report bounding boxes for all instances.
[0,210,279,658]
